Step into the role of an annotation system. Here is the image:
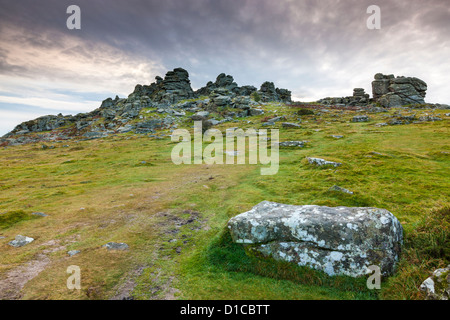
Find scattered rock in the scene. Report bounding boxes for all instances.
[117,124,135,133]
[328,185,354,195]
[420,265,450,300]
[418,115,442,122]
[278,141,306,148]
[307,157,342,167]
[103,242,129,251]
[352,115,370,123]
[9,235,34,248]
[191,111,210,121]
[282,122,302,128]
[68,250,81,257]
[32,212,48,217]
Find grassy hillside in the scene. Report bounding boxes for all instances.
[0,103,448,300]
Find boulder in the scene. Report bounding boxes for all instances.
[278,141,306,148]
[307,157,342,167]
[191,111,210,121]
[352,115,370,123]
[68,250,81,257]
[212,95,232,107]
[228,201,403,277]
[9,235,34,247]
[328,185,354,195]
[282,122,302,128]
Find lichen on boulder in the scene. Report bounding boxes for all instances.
[227,201,403,277]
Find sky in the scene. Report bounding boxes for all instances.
[0,0,449,136]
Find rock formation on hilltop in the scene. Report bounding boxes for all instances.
[259,81,292,103]
[1,67,292,145]
[194,73,291,103]
[372,73,427,107]
[319,73,428,108]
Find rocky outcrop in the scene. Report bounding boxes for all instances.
[372,73,394,100]
[195,73,291,103]
[151,68,195,104]
[258,82,292,103]
[352,88,370,104]
[195,73,239,96]
[228,201,403,277]
[318,73,428,108]
[318,88,370,107]
[372,73,427,107]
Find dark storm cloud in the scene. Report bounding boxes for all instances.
[1,0,449,75]
[0,0,449,135]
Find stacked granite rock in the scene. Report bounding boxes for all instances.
[258,81,292,103]
[352,88,370,105]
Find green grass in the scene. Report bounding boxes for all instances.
[0,211,39,230]
[0,105,449,300]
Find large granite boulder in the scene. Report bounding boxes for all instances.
[228,201,403,277]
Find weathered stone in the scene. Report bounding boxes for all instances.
[258,82,291,103]
[32,212,48,217]
[352,115,370,123]
[103,242,129,251]
[249,108,264,116]
[212,95,232,107]
[191,111,210,120]
[373,74,427,107]
[282,122,301,128]
[9,235,34,247]
[278,141,306,148]
[206,119,220,126]
[307,157,342,167]
[228,201,403,277]
[68,250,81,257]
[117,124,135,133]
[151,68,195,104]
[420,265,450,300]
[328,185,354,195]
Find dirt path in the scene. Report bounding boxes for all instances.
[0,254,50,300]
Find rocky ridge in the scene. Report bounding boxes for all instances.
[1,68,292,146]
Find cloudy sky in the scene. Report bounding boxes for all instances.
[0,0,449,135]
